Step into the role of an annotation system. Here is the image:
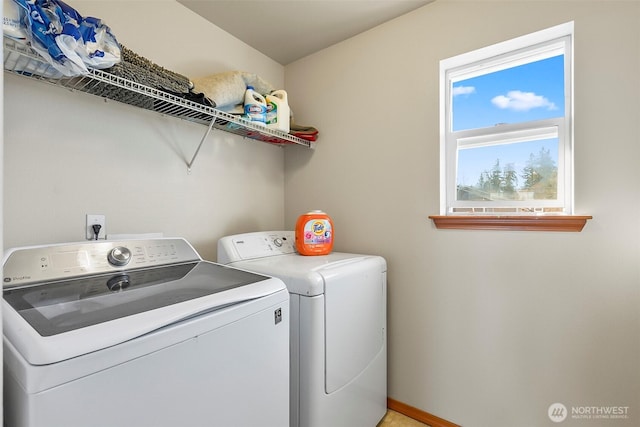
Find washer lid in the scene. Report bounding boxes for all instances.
[3,261,284,365]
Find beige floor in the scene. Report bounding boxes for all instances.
[377,410,430,427]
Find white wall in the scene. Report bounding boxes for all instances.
[1,0,4,418]
[3,0,287,261]
[284,1,640,426]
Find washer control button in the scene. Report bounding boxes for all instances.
[108,247,132,267]
[107,274,130,291]
[273,238,283,247]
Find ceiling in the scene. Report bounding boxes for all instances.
[177,0,434,65]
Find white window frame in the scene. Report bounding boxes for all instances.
[439,22,574,215]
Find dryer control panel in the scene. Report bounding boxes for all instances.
[217,231,296,263]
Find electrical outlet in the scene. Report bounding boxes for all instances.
[86,214,106,240]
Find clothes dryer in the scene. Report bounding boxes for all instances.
[218,231,387,427]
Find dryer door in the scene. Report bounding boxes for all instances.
[322,257,385,393]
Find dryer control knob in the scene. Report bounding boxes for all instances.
[273,238,283,247]
[108,247,132,267]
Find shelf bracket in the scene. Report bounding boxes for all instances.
[187,115,216,173]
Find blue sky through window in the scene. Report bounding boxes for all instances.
[453,55,564,188]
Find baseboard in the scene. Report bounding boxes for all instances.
[387,398,461,427]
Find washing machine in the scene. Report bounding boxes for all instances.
[3,237,289,427]
[218,231,387,427]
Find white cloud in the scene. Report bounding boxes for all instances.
[491,90,557,112]
[453,86,476,96]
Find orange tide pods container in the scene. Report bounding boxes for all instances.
[295,210,334,256]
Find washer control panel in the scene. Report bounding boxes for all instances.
[3,238,200,288]
[217,231,296,263]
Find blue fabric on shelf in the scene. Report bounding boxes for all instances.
[12,0,120,77]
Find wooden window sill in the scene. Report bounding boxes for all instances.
[429,215,592,232]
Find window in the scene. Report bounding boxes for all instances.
[439,22,574,217]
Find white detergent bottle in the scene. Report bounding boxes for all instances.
[266,90,290,133]
[244,86,267,126]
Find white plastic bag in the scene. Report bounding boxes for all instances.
[12,0,120,77]
[3,0,28,41]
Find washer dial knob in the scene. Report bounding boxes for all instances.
[107,274,131,291]
[108,246,132,267]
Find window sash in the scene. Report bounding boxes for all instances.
[447,39,566,87]
[447,120,567,213]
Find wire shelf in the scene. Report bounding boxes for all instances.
[3,37,315,158]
